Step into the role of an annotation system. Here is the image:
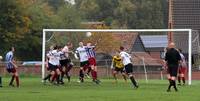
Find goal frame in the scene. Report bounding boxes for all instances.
[42,29,192,85]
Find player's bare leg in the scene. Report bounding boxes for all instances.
[113,71,118,83]
[66,63,73,82]
[60,67,66,84]
[50,71,56,83]
[56,68,61,85]
[122,72,127,83]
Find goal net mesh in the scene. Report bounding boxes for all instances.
[43,29,192,84]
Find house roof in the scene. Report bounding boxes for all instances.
[131,52,162,66]
[140,35,168,48]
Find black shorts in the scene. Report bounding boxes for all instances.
[167,64,179,77]
[80,61,89,67]
[48,63,59,71]
[60,59,71,67]
[114,67,125,73]
[124,63,133,74]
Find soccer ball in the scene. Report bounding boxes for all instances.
[0,56,3,60]
[86,32,92,37]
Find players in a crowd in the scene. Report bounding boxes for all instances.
[119,46,139,88]
[59,42,74,83]
[85,42,100,84]
[5,47,20,87]
[165,43,181,92]
[46,45,61,85]
[75,42,90,83]
[111,51,127,83]
[43,45,54,83]
[178,49,187,86]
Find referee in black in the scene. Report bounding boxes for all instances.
[165,42,181,92]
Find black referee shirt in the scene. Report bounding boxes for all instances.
[165,48,181,65]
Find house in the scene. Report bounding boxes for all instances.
[112,33,163,71]
[140,35,168,59]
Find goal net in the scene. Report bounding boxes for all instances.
[42,29,192,85]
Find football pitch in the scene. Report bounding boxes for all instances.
[0,78,200,101]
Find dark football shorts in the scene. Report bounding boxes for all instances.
[124,63,133,74]
[60,59,71,67]
[114,67,125,73]
[48,63,58,71]
[80,61,89,67]
[167,64,179,77]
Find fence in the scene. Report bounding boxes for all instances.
[0,60,200,80]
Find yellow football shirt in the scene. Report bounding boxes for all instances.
[113,56,124,68]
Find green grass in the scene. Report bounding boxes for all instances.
[0,77,200,101]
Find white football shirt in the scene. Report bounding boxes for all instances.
[76,46,88,62]
[180,53,187,67]
[120,51,132,66]
[48,50,60,66]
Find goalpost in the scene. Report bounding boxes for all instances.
[42,29,192,85]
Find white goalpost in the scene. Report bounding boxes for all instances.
[42,29,192,85]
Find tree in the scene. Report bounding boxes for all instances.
[83,25,121,53]
[45,0,66,11]
[112,0,137,28]
[135,0,165,29]
[76,0,99,21]
[0,0,31,56]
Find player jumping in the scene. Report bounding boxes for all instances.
[47,45,61,85]
[85,42,100,84]
[75,42,90,83]
[60,43,74,83]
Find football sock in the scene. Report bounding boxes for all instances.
[60,72,65,82]
[56,75,60,84]
[79,69,84,82]
[44,74,51,81]
[91,70,97,80]
[182,77,185,84]
[65,72,71,82]
[178,76,181,84]
[167,80,173,91]
[9,75,15,85]
[130,76,138,87]
[172,80,178,91]
[16,76,19,87]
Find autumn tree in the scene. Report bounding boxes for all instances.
[83,25,121,53]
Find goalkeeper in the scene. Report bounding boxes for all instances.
[111,51,127,83]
